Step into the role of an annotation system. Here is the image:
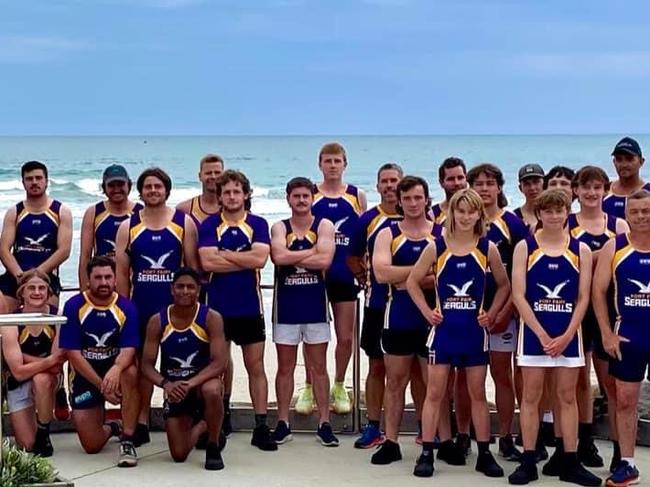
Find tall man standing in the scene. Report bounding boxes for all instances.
[603,137,650,218]
[176,153,223,225]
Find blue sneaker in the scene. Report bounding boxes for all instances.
[317,422,339,447]
[607,460,640,487]
[354,424,384,449]
[271,420,293,444]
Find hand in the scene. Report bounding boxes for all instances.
[104,390,121,405]
[491,309,513,334]
[164,380,190,403]
[424,308,443,327]
[537,332,552,350]
[543,333,572,358]
[48,350,66,366]
[478,310,493,329]
[101,365,122,399]
[603,333,630,361]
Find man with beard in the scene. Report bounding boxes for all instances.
[176,154,224,225]
[115,167,199,446]
[59,256,141,467]
[431,157,468,226]
[78,165,142,289]
[602,137,650,218]
[198,169,276,451]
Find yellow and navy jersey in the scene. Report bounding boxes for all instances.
[349,205,402,309]
[13,200,62,271]
[612,233,650,342]
[189,196,219,226]
[127,209,186,325]
[430,203,447,226]
[603,182,650,219]
[312,184,362,284]
[198,212,270,318]
[160,304,211,380]
[427,237,490,354]
[59,291,139,368]
[273,218,327,324]
[568,213,617,252]
[384,224,436,332]
[93,201,143,257]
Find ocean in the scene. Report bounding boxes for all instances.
[0,134,647,290]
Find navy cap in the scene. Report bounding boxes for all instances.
[612,137,642,157]
[518,163,545,181]
[102,164,129,183]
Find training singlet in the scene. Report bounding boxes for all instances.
[13,200,62,271]
[199,212,270,318]
[93,201,143,258]
[127,209,186,324]
[273,218,328,325]
[519,235,582,356]
[428,237,490,354]
[431,203,447,226]
[349,205,401,310]
[312,185,362,284]
[59,291,139,370]
[602,182,650,219]
[568,213,617,252]
[189,196,219,226]
[160,304,211,381]
[612,233,650,344]
[384,224,436,332]
[484,209,529,308]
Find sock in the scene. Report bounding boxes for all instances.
[37,421,50,433]
[563,451,579,466]
[578,422,592,442]
[254,414,267,428]
[422,441,435,456]
[369,419,380,429]
[554,437,564,455]
[622,457,635,468]
[223,394,231,412]
[612,440,621,459]
[522,449,537,466]
[478,441,490,455]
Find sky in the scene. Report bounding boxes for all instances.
[1,0,649,135]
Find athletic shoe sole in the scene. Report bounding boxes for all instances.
[354,436,385,449]
[274,434,293,445]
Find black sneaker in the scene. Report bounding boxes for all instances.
[559,462,602,486]
[205,442,224,471]
[578,441,604,468]
[132,423,150,448]
[509,463,539,485]
[455,433,472,457]
[437,439,466,466]
[33,429,53,458]
[499,436,523,462]
[371,440,402,465]
[251,424,278,451]
[196,431,209,450]
[476,450,505,478]
[413,454,434,477]
[272,420,293,444]
[542,448,562,477]
[535,443,549,463]
[222,410,233,438]
[316,422,339,447]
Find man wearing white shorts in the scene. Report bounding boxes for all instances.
[269,177,338,446]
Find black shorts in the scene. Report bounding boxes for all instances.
[69,363,112,410]
[0,271,62,298]
[581,305,599,353]
[381,328,429,358]
[325,280,360,303]
[609,341,650,383]
[360,306,385,360]
[223,314,266,346]
[163,389,204,421]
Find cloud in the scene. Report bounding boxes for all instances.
[0,35,91,63]
[513,51,650,77]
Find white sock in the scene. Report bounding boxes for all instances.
[543,411,554,423]
[622,457,635,468]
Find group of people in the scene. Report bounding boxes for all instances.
[0,138,647,487]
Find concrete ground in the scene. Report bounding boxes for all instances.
[50,432,646,487]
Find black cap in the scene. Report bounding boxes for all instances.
[518,163,545,181]
[102,164,129,183]
[612,137,642,157]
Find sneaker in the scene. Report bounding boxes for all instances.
[535,443,549,463]
[476,450,505,478]
[33,430,53,458]
[251,424,278,451]
[499,436,522,462]
[196,431,209,450]
[542,448,562,477]
[332,383,352,415]
[295,385,315,415]
[560,462,602,486]
[354,424,384,449]
[579,441,604,468]
[509,463,539,485]
[204,442,225,471]
[437,439,466,466]
[455,433,472,457]
[317,422,339,447]
[371,440,402,465]
[272,421,293,445]
[606,460,640,487]
[117,440,138,468]
[610,456,622,474]
[54,387,71,421]
[413,454,435,477]
[132,423,150,448]
[222,409,233,438]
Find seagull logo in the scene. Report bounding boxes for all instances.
[448,279,474,297]
[333,217,348,233]
[142,250,173,269]
[628,278,650,294]
[104,239,116,250]
[170,351,199,368]
[295,266,308,273]
[537,280,569,299]
[25,234,49,246]
[86,330,115,347]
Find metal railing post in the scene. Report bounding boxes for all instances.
[353,299,361,434]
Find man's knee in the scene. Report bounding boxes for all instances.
[32,372,56,392]
[120,364,139,389]
[617,387,639,411]
[170,447,190,463]
[200,379,223,400]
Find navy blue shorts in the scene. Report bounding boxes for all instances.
[360,306,385,359]
[428,348,489,368]
[325,280,360,303]
[223,314,266,346]
[69,363,112,410]
[381,328,428,358]
[609,341,650,383]
[163,389,204,421]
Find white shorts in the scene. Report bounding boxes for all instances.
[489,319,518,353]
[7,381,34,413]
[517,354,585,368]
[273,323,331,345]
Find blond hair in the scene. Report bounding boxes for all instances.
[534,188,571,215]
[16,269,52,303]
[445,188,487,237]
[318,142,347,163]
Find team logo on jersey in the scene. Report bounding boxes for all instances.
[16,233,50,253]
[86,330,115,347]
[448,279,474,297]
[137,251,175,283]
[168,351,200,377]
[624,278,650,307]
[534,280,573,313]
[443,279,477,310]
[334,217,350,246]
[83,329,118,361]
[284,266,320,286]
